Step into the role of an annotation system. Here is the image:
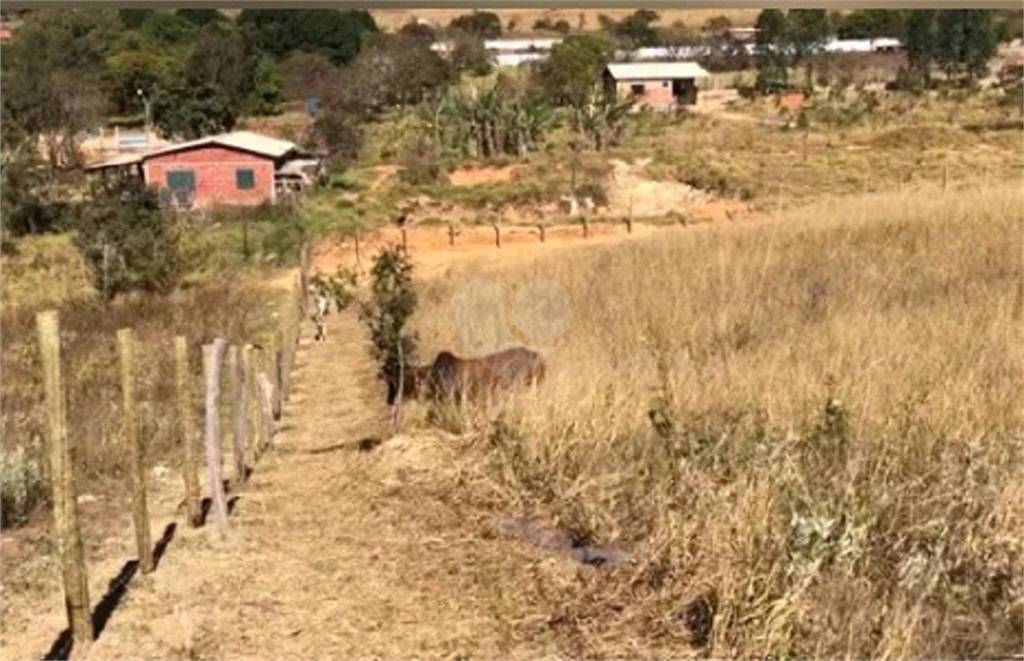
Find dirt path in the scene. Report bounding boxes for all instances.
[28,309,563,661]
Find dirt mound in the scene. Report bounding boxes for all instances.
[448,164,519,187]
[606,158,709,218]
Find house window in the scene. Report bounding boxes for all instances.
[630,83,645,95]
[236,168,255,190]
[166,170,196,191]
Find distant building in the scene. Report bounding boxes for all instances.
[603,62,711,110]
[84,131,319,210]
[431,36,563,67]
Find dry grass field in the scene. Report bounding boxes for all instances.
[370,7,760,33]
[408,179,1024,659]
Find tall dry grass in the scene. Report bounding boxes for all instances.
[0,282,282,529]
[412,181,1024,659]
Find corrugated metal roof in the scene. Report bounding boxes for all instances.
[83,152,144,171]
[144,131,302,160]
[605,62,711,80]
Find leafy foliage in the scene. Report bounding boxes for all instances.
[834,9,907,40]
[417,75,555,160]
[237,9,378,66]
[754,9,794,91]
[358,246,419,407]
[151,23,280,138]
[533,33,616,113]
[608,9,662,48]
[70,176,184,301]
[1,9,120,142]
[448,11,502,39]
[904,10,999,86]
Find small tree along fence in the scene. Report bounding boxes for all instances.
[33,253,310,660]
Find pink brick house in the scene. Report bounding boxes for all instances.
[85,131,319,209]
[603,62,711,111]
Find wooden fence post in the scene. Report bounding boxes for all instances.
[37,311,92,657]
[401,227,408,253]
[494,224,501,249]
[243,345,261,462]
[257,373,275,449]
[273,329,284,421]
[229,345,247,485]
[117,328,154,574]
[203,340,229,534]
[538,224,546,243]
[174,337,202,528]
[298,243,310,320]
[448,223,457,246]
[354,227,361,270]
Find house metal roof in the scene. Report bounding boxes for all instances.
[605,62,711,81]
[83,131,309,171]
[83,152,144,171]
[143,131,303,160]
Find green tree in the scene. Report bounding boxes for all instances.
[788,9,832,89]
[118,8,155,30]
[935,9,997,81]
[448,11,502,39]
[835,10,907,40]
[754,9,791,90]
[905,9,937,84]
[358,246,419,417]
[139,10,197,47]
[534,32,615,117]
[104,49,179,115]
[0,134,69,237]
[237,9,378,66]
[611,9,661,48]
[175,8,226,27]
[71,175,184,302]
[2,9,121,162]
[152,23,280,138]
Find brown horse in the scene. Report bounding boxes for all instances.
[424,347,546,405]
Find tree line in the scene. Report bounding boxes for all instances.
[752,8,1010,91]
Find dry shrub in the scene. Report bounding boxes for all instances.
[412,180,1024,659]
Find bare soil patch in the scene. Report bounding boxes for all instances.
[447,164,519,187]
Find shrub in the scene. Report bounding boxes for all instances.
[70,175,184,301]
[353,246,419,413]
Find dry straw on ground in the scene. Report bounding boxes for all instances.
[411,179,1024,660]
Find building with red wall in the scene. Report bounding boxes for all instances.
[85,131,318,209]
[603,62,711,111]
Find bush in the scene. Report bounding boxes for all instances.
[358,246,419,408]
[70,175,184,301]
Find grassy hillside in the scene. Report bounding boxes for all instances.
[410,179,1024,659]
